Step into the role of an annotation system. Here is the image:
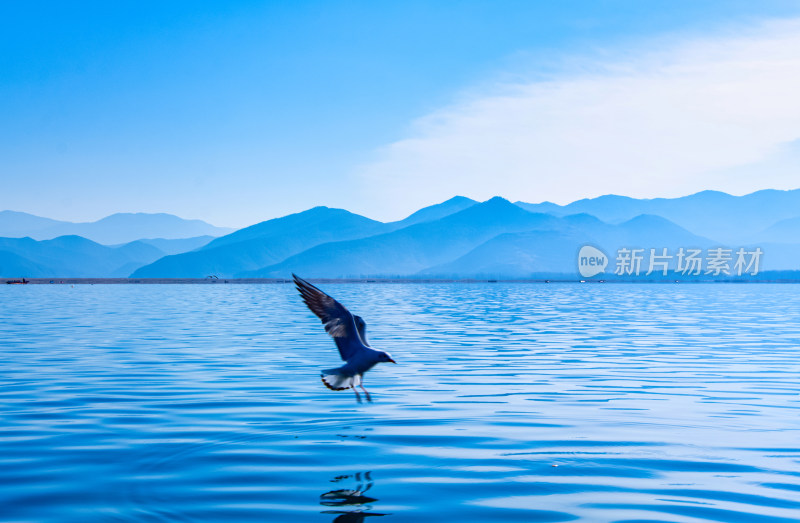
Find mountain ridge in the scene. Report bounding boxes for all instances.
[0,235,167,277]
[243,197,568,278]
[516,188,800,244]
[0,211,233,244]
[131,197,482,278]
[4,190,799,278]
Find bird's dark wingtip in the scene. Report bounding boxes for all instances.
[293,273,312,288]
[293,274,322,296]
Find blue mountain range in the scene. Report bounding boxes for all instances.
[0,236,166,278]
[2,190,799,278]
[0,211,232,244]
[515,189,800,245]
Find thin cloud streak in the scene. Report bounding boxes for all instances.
[355,19,800,221]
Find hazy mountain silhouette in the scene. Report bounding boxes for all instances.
[0,211,63,238]
[120,236,215,255]
[385,196,477,230]
[0,236,167,277]
[516,189,800,244]
[200,207,386,251]
[755,216,800,244]
[131,207,388,278]
[131,198,479,278]
[0,211,232,244]
[0,249,50,277]
[420,229,586,277]
[421,215,714,278]
[244,197,563,278]
[6,191,799,278]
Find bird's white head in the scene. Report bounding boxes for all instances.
[378,351,396,364]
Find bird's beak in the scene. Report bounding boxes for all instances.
[388,358,397,364]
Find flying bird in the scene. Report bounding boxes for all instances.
[293,274,396,402]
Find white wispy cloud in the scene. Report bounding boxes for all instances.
[354,19,800,220]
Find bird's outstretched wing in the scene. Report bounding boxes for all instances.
[293,274,364,361]
[354,315,369,347]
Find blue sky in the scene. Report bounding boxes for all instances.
[2,1,800,227]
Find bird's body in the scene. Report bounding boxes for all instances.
[293,274,395,402]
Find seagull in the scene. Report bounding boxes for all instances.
[293,274,395,402]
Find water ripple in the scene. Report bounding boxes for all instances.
[1,283,800,522]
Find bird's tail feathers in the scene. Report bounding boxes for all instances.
[321,368,362,391]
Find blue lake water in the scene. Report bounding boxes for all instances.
[1,283,800,522]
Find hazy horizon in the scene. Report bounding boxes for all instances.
[3,186,800,228]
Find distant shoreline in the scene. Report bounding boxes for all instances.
[4,277,800,284]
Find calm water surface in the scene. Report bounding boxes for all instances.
[1,283,799,522]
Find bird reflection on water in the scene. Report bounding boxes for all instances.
[320,471,389,522]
